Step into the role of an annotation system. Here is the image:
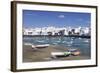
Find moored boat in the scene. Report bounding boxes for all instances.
[68,49,81,56]
[32,44,50,49]
[51,51,71,58]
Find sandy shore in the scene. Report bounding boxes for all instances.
[23,45,90,62]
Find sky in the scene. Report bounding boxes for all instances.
[23,10,91,28]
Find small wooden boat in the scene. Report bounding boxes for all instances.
[71,51,80,56]
[68,49,81,56]
[51,52,71,58]
[32,44,50,49]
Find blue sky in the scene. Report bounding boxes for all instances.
[23,10,91,28]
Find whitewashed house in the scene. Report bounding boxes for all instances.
[23,26,90,36]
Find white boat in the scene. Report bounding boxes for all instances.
[32,44,50,49]
[68,49,81,56]
[51,52,71,58]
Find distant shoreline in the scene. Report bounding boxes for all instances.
[23,35,90,38]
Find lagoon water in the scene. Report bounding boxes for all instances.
[23,36,91,57]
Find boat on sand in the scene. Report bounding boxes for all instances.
[51,48,81,58]
[68,49,81,56]
[51,52,71,58]
[32,44,50,50]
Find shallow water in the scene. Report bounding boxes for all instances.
[23,36,91,57]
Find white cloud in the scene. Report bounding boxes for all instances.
[58,15,65,18]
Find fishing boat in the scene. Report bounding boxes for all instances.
[51,51,71,58]
[68,49,81,56]
[32,44,50,49]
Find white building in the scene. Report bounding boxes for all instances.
[23,26,90,36]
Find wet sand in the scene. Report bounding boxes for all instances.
[23,45,90,62]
